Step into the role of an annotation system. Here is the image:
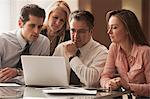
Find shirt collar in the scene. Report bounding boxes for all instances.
[79,37,93,56]
[16,29,27,49]
[130,44,138,58]
[118,43,138,58]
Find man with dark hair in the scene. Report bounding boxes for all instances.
[53,10,108,87]
[0,4,50,82]
[20,4,45,24]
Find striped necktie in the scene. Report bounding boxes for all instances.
[17,42,31,69]
[69,49,81,85]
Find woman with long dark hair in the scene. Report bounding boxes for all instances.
[100,9,150,98]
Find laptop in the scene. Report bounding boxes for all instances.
[21,55,69,87]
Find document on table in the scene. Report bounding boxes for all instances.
[43,87,97,95]
[0,83,21,87]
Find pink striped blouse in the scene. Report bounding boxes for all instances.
[100,43,150,96]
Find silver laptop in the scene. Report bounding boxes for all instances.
[21,55,69,87]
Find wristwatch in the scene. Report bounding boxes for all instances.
[16,68,23,76]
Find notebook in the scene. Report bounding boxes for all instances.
[21,55,69,87]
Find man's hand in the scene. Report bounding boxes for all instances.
[0,67,17,82]
[63,42,78,58]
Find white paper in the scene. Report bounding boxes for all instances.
[43,87,97,95]
[0,83,21,87]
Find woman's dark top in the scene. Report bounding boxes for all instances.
[41,29,70,55]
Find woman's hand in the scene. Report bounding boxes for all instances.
[105,77,121,90]
[120,77,130,90]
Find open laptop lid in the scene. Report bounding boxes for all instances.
[21,55,69,87]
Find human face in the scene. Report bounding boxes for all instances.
[48,7,66,33]
[70,19,92,48]
[19,15,44,42]
[107,16,128,43]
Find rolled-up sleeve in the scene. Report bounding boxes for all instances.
[100,43,118,88]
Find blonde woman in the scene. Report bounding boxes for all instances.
[41,0,71,55]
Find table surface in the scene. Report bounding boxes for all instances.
[0,85,131,99]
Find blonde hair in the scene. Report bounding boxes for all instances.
[43,0,71,30]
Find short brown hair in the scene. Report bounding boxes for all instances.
[70,10,94,30]
[20,4,45,24]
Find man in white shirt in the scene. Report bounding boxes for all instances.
[53,10,108,87]
[0,4,50,82]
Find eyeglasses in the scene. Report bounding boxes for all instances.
[70,28,89,34]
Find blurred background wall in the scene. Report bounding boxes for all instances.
[0,0,149,47]
[79,0,150,47]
